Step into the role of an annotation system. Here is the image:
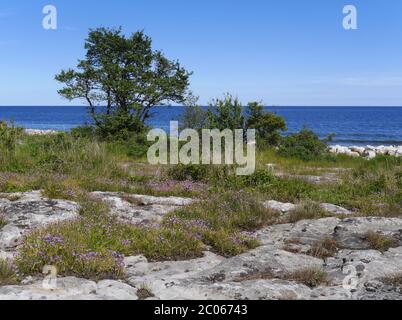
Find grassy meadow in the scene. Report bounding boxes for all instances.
[0,124,401,282]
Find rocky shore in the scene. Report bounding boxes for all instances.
[329,145,402,159]
[1,191,402,300]
[24,129,59,136]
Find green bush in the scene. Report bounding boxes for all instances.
[70,125,96,139]
[278,128,328,160]
[207,94,246,131]
[167,164,209,182]
[246,102,287,146]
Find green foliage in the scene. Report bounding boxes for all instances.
[278,128,328,160]
[246,102,287,146]
[207,94,246,131]
[94,112,147,141]
[205,95,287,147]
[56,27,192,138]
[167,164,209,182]
[179,105,208,131]
[70,125,96,139]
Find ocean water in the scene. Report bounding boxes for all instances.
[0,106,401,146]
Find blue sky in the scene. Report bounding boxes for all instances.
[1,0,402,106]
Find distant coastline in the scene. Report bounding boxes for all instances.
[1,106,402,147]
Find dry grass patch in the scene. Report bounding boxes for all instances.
[234,270,274,282]
[0,193,21,202]
[0,260,20,286]
[284,268,329,288]
[365,231,396,252]
[308,237,340,259]
[382,273,402,288]
[0,213,6,229]
[136,284,155,300]
[284,201,329,224]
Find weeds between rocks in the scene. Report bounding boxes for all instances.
[382,273,402,288]
[233,267,329,289]
[15,198,204,281]
[283,268,329,288]
[136,284,155,300]
[164,192,279,256]
[364,231,396,252]
[0,260,19,286]
[284,201,329,223]
[0,213,6,229]
[307,237,340,259]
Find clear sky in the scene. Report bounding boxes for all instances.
[1,0,402,106]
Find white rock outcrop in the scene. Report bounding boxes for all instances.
[329,145,402,159]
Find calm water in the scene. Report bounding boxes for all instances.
[0,106,401,146]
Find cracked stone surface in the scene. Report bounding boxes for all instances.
[0,191,79,250]
[1,192,402,300]
[89,192,193,226]
[0,277,138,300]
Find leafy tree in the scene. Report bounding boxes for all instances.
[179,94,208,131]
[206,94,287,146]
[56,27,192,137]
[246,102,287,146]
[206,94,246,131]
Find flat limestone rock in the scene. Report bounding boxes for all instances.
[89,192,193,226]
[264,200,296,213]
[0,192,79,250]
[2,191,402,300]
[320,203,352,215]
[0,277,138,300]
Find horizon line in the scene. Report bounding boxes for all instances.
[1,105,402,108]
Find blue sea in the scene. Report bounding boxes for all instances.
[0,106,401,146]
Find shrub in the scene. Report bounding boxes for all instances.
[278,128,328,160]
[179,105,208,131]
[207,94,246,131]
[70,125,96,139]
[246,102,287,146]
[95,112,147,141]
[167,164,209,182]
[0,260,19,286]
